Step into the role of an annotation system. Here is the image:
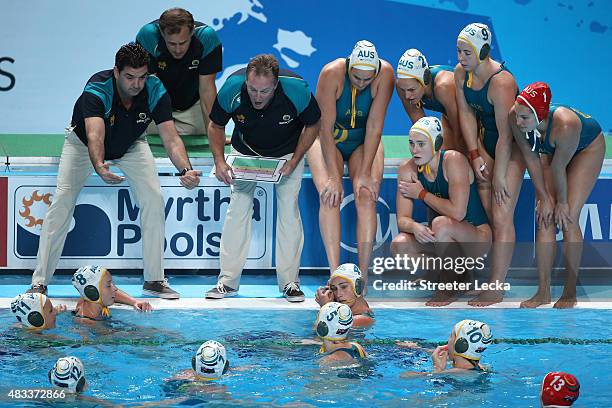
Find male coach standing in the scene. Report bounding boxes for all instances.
[205,54,321,302]
[137,7,222,140]
[27,43,201,299]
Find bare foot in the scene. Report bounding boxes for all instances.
[468,290,504,307]
[520,292,551,308]
[553,294,577,309]
[426,290,458,307]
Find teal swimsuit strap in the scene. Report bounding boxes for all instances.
[71,310,105,322]
[333,347,359,359]
[465,61,506,94]
[474,363,485,372]
[490,62,506,81]
[484,62,507,88]
[543,105,558,151]
[429,66,445,101]
[332,343,365,359]
[469,360,485,371]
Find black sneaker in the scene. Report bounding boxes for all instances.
[26,284,48,295]
[283,282,304,302]
[205,282,237,299]
[143,279,179,299]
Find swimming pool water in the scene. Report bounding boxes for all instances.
[1,308,610,407]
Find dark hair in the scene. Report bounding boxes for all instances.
[115,43,150,72]
[159,8,194,35]
[246,54,279,81]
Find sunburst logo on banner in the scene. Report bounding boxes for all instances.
[19,190,52,229]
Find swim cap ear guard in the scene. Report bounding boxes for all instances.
[479,43,490,61]
[28,311,45,327]
[316,321,329,337]
[454,337,470,354]
[354,278,364,296]
[84,286,100,301]
[49,356,86,393]
[10,293,47,329]
[423,69,432,86]
[434,134,443,151]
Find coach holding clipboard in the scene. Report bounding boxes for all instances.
[206,54,321,302]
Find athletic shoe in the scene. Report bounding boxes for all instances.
[205,282,238,299]
[142,278,180,299]
[283,282,305,302]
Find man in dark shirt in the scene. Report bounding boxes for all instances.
[205,54,321,302]
[137,7,222,141]
[28,43,201,299]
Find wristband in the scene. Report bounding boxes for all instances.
[418,189,428,200]
[467,149,480,161]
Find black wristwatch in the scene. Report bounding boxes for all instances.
[178,167,192,176]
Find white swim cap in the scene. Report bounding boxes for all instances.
[330,263,364,297]
[411,116,443,151]
[72,265,108,302]
[192,340,229,380]
[49,356,86,393]
[316,302,353,341]
[452,319,493,361]
[348,40,380,73]
[457,23,492,62]
[10,293,47,329]
[396,49,430,86]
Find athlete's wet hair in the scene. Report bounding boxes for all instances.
[160,8,194,35]
[115,43,150,72]
[246,54,279,81]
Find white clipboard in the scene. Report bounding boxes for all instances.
[210,154,287,183]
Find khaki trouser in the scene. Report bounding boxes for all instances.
[218,154,305,291]
[32,130,165,285]
[146,100,207,137]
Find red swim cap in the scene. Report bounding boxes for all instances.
[541,372,580,407]
[516,82,552,123]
